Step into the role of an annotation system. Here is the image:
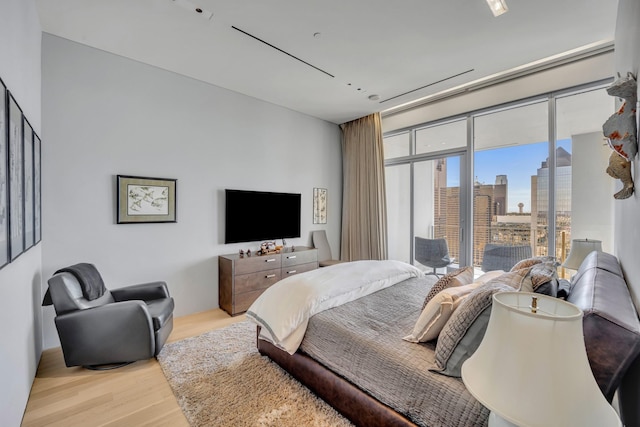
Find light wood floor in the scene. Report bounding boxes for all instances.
[21,309,246,427]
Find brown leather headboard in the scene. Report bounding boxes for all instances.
[567,251,640,426]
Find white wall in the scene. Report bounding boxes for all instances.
[41,34,342,349]
[0,1,43,426]
[571,132,615,253]
[613,0,640,310]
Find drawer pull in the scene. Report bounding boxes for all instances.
[287,255,297,259]
[265,274,276,278]
[265,258,277,263]
[287,270,297,274]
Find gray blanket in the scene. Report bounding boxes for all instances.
[299,276,490,427]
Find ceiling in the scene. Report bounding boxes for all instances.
[35,0,618,125]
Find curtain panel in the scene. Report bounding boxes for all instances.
[340,113,388,261]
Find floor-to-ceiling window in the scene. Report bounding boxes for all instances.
[473,101,548,267]
[386,163,411,262]
[384,119,466,271]
[385,132,411,262]
[554,87,615,276]
[384,80,614,272]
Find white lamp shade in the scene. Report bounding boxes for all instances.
[461,292,621,427]
[563,239,602,270]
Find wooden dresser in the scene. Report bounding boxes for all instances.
[218,246,318,316]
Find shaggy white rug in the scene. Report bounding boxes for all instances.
[157,320,353,427]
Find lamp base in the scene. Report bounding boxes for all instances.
[489,411,518,427]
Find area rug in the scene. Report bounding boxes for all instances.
[157,320,353,427]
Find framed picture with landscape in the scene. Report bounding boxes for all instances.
[8,92,24,261]
[23,117,35,250]
[34,132,41,243]
[0,79,8,268]
[117,175,177,224]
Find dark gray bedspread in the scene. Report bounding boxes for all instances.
[298,276,490,427]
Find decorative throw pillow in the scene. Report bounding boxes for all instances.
[519,261,558,293]
[404,282,481,343]
[510,256,556,272]
[473,270,506,285]
[535,278,559,297]
[430,281,514,377]
[557,278,572,299]
[422,266,474,309]
[486,266,533,291]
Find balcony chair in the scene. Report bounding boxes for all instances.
[42,263,174,369]
[312,230,344,267]
[414,237,453,277]
[481,243,532,272]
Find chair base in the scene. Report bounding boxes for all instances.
[84,361,134,371]
[425,271,444,278]
[425,267,446,278]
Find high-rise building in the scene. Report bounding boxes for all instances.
[534,146,572,258]
[433,147,571,267]
[494,175,507,215]
[434,166,510,265]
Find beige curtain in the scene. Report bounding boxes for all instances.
[340,113,388,261]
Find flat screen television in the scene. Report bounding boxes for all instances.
[224,189,301,244]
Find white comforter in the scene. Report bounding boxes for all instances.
[246,259,424,354]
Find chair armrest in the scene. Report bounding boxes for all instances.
[54,301,155,366]
[111,281,170,302]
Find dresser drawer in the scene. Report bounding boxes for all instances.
[235,268,281,293]
[282,249,317,267]
[235,254,282,275]
[219,247,317,316]
[235,289,267,313]
[282,261,317,277]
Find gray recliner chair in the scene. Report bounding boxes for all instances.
[415,237,453,277]
[481,243,532,272]
[43,263,174,369]
[312,230,345,267]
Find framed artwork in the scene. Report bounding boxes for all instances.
[8,92,24,261]
[0,79,8,268]
[23,118,34,250]
[313,187,327,224]
[34,133,41,243]
[117,175,177,224]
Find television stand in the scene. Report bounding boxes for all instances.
[218,246,318,316]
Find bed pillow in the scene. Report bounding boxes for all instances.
[535,278,559,297]
[473,269,506,285]
[510,256,555,272]
[486,266,533,291]
[404,282,481,343]
[519,261,558,295]
[430,281,514,377]
[557,278,572,299]
[422,266,474,309]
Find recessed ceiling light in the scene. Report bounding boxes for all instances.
[486,0,508,17]
[172,0,213,20]
[368,94,380,101]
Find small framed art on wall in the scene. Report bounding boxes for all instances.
[313,188,327,224]
[117,175,177,224]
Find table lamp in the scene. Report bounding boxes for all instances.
[461,292,621,427]
[563,238,602,270]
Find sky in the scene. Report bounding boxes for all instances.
[447,139,572,213]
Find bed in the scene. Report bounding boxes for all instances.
[247,254,640,427]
